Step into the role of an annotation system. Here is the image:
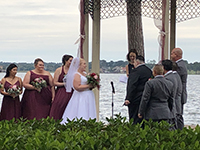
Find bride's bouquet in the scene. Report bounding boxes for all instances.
[7,85,21,98]
[31,77,47,92]
[86,73,100,90]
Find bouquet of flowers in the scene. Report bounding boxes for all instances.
[86,73,100,90]
[31,77,47,92]
[0,81,3,89]
[7,85,21,98]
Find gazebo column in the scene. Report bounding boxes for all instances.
[163,0,170,59]
[91,0,100,121]
[170,0,176,57]
[83,13,89,72]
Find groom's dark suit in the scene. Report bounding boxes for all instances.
[125,64,152,124]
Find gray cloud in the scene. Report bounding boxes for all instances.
[0,0,200,63]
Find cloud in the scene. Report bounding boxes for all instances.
[0,0,200,63]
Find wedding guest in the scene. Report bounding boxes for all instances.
[0,63,23,121]
[49,55,73,120]
[172,62,183,129]
[162,59,182,129]
[171,47,187,129]
[125,49,138,77]
[124,55,152,124]
[21,58,55,120]
[138,64,174,123]
[61,58,96,124]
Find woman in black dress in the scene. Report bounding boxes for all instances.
[125,49,138,76]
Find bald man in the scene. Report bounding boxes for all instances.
[171,47,187,129]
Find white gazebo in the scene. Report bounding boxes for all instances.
[78,0,200,120]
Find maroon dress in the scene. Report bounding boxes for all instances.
[49,66,73,120]
[21,71,52,120]
[0,80,21,121]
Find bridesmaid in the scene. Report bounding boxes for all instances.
[0,63,23,121]
[49,54,73,120]
[125,49,138,77]
[21,58,55,120]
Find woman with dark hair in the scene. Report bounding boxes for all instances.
[21,58,55,120]
[0,63,23,121]
[49,54,73,120]
[125,49,138,76]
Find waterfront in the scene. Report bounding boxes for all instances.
[0,73,199,125]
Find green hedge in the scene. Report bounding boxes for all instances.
[0,115,200,150]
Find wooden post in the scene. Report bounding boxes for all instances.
[170,0,176,58]
[83,13,89,72]
[164,0,170,59]
[91,0,100,121]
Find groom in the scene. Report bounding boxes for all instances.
[124,55,152,124]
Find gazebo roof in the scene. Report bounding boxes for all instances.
[85,0,200,23]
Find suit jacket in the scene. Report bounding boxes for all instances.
[173,71,182,115]
[176,59,187,104]
[165,71,177,118]
[125,64,152,104]
[138,76,174,120]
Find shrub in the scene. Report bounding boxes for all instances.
[0,115,200,150]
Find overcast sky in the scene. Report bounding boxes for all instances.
[0,0,200,63]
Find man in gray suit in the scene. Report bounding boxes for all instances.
[162,59,182,129]
[171,47,187,129]
[138,64,174,122]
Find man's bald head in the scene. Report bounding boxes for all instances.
[171,47,183,61]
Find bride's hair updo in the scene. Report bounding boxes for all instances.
[79,58,84,65]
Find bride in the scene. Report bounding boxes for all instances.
[61,57,96,124]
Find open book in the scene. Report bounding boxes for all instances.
[119,75,128,84]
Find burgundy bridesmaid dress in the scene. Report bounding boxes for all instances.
[49,66,73,120]
[0,80,21,121]
[21,71,52,120]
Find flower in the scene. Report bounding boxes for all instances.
[148,75,154,81]
[86,73,100,90]
[7,85,21,98]
[12,85,17,89]
[31,77,47,92]
[0,82,3,89]
[94,75,98,80]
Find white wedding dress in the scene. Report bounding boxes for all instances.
[61,72,96,124]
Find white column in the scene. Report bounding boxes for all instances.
[91,0,100,121]
[164,0,170,59]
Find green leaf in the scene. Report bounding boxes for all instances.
[180,142,185,149]
[195,141,199,148]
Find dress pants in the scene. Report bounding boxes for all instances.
[128,102,142,124]
[176,114,184,130]
[177,104,184,130]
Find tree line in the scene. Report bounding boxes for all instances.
[0,60,199,74]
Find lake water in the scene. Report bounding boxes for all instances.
[0,73,199,125]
